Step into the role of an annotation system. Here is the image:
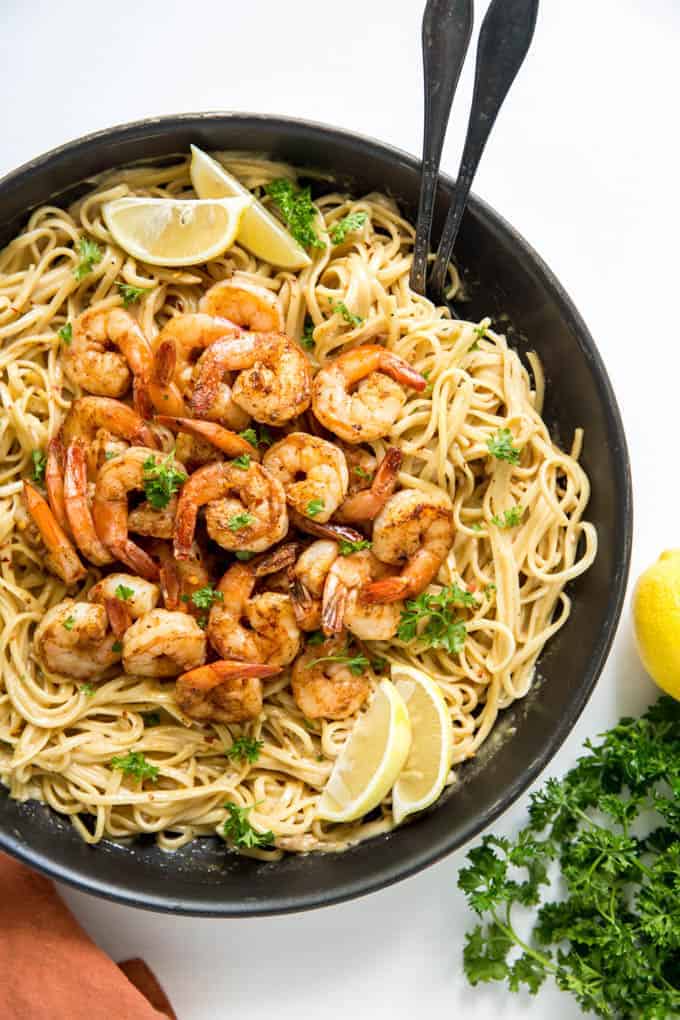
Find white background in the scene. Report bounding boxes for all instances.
[2,1,679,1017]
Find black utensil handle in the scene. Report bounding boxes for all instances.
[430,0,540,301]
[410,0,474,296]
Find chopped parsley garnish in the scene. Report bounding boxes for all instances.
[232,454,251,470]
[142,711,161,726]
[58,322,72,345]
[469,321,490,352]
[487,428,522,466]
[73,236,103,281]
[471,522,484,533]
[491,506,524,529]
[114,584,134,602]
[330,300,363,328]
[80,683,95,697]
[484,583,497,596]
[238,426,273,449]
[338,538,372,556]
[104,450,118,461]
[353,465,373,481]
[228,513,254,532]
[226,736,264,764]
[306,499,325,517]
[265,178,323,251]
[111,750,159,782]
[301,322,316,350]
[307,650,370,677]
[306,630,325,646]
[235,550,255,561]
[112,640,123,653]
[142,450,187,509]
[422,369,434,397]
[330,211,367,244]
[63,615,76,631]
[397,584,478,655]
[222,802,274,849]
[31,449,46,484]
[190,585,224,610]
[117,282,148,307]
[459,696,680,1019]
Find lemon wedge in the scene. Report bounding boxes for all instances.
[102,195,251,267]
[190,145,311,270]
[391,664,452,824]
[316,680,411,823]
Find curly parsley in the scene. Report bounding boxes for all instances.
[222,802,274,849]
[228,513,254,532]
[31,449,47,484]
[114,584,135,602]
[265,178,323,251]
[397,584,478,655]
[338,538,372,556]
[142,451,187,509]
[491,506,524,529]
[487,428,522,466]
[79,683,95,697]
[117,282,148,307]
[189,585,224,610]
[306,499,325,517]
[73,236,102,281]
[232,454,251,470]
[111,750,159,782]
[238,426,273,449]
[330,211,367,244]
[226,736,264,764]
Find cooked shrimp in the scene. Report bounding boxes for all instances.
[88,573,159,621]
[154,416,258,460]
[63,307,152,398]
[147,313,247,428]
[336,447,402,524]
[61,397,157,475]
[34,599,120,679]
[45,438,67,530]
[312,345,426,443]
[63,440,114,566]
[93,447,185,580]
[122,609,206,677]
[145,539,211,613]
[128,495,177,540]
[174,460,287,559]
[322,549,402,640]
[199,278,284,332]
[190,331,311,426]
[291,638,371,720]
[22,481,86,584]
[175,660,280,724]
[364,488,454,603]
[207,560,301,668]
[262,433,348,523]
[292,540,339,631]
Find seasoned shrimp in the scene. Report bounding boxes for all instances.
[292,540,339,631]
[207,560,301,668]
[88,573,160,638]
[291,638,372,720]
[322,549,402,640]
[174,460,287,559]
[128,495,177,540]
[34,599,121,679]
[190,331,311,426]
[336,447,402,524]
[154,416,258,460]
[312,345,426,443]
[22,481,86,584]
[364,488,454,603]
[45,438,67,530]
[122,608,206,677]
[63,440,114,566]
[63,307,152,398]
[199,278,284,332]
[93,447,186,580]
[147,313,247,428]
[61,397,157,475]
[175,660,280,724]
[262,433,348,522]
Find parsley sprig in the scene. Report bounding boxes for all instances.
[306,499,325,517]
[238,426,272,449]
[222,802,274,849]
[58,322,72,345]
[338,538,372,556]
[226,736,264,764]
[117,282,148,307]
[228,513,254,532]
[73,236,103,281]
[265,178,323,250]
[397,583,478,655]
[491,506,524,529]
[330,211,367,244]
[114,584,134,602]
[330,300,363,328]
[142,451,187,509]
[185,585,224,610]
[111,750,159,782]
[307,649,370,677]
[487,428,522,466]
[459,696,680,1018]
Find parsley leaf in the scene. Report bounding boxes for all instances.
[301,321,316,350]
[190,585,224,610]
[306,630,325,646]
[111,750,159,782]
[491,506,524,529]
[238,426,272,449]
[235,551,255,561]
[114,584,135,602]
[31,449,47,484]
[330,300,363,328]
[112,640,123,653]
[353,465,373,481]
[307,650,370,677]
[228,513,254,532]
[63,615,75,631]
[487,428,522,466]
[80,683,95,697]
[73,236,102,281]
[397,584,477,655]
[338,538,372,556]
[306,499,325,517]
[142,451,187,509]
[232,454,251,470]
[222,802,274,849]
[226,736,264,764]
[117,282,148,307]
[330,211,367,244]
[265,178,323,251]
[58,322,72,345]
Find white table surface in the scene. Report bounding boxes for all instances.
[3,1,679,1016]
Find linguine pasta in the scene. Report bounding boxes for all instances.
[0,154,596,856]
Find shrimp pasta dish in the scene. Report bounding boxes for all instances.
[0,149,596,857]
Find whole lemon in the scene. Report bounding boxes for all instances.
[633,550,680,699]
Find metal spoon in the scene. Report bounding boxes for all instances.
[410,0,474,297]
[429,0,540,304]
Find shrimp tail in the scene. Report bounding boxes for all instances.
[132,377,155,423]
[110,539,160,582]
[252,541,300,578]
[154,339,176,386]
[178,660,281,692]
[104,596,132,638]
[22,481,87,585]
[190,345,230,418]
[380,351,427,392]
[160,562,182,611]
[291,577,314,623]
[64,441,115,567]
[154,416,259,460]
[362,576,411,604]
[288,508,364,545]
[45,437,68,531]
[337,446,403,523]
[321,575,348,635]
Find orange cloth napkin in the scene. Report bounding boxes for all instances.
[0,852,176,1020]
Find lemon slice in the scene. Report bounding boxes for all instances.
[391,664,452,825]
[102,195,251,267]
[316,680,411,823]
[190,145,311,270]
